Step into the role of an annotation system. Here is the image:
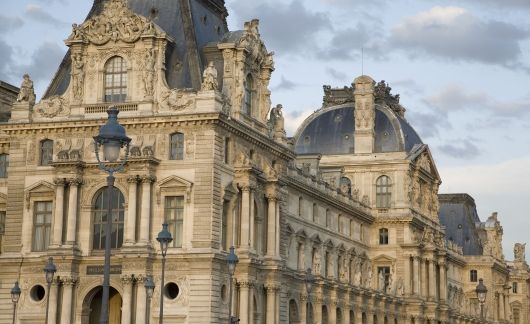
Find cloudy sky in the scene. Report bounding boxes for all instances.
[0,0,529,258]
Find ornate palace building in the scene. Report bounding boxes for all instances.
[0,0,528,323]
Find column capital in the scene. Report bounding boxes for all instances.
[127,175,139,184]
[62,276,78,286]
[238,280,254,289]
[121,274,135,285]
[67,177,83,186]
[140,175,156,183]
[135,274,148,284]
[264,283,280,292]
[54,178,67,186]
[265,192,279,202]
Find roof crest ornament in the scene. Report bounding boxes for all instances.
[374,80,406,117]
[66,0,165,46]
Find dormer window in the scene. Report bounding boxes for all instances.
[243,74,253,116]
[104,56,127,103]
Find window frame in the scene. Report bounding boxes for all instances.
[164,196,184,248]
[243,74,253,116]
[169,133,185,160]
[513,282,518,294]
[0,154,8,178]
[92,187,125,251]
[470,269,478,282]
[376,175,392,208]
[104,56,128,103]
[32,200,53,252]
[379,228,389,245]
[40,139,54,166]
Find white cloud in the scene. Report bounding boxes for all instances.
[284,109,314,136]
[391,6,529,66]
[25,5,69,27]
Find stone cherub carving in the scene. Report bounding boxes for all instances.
[201,62,218,91]
[514,243,526,262]
[17,74,36,104]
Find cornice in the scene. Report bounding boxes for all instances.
[284,175,374,225]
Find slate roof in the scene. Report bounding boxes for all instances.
[44,0,228,98]
[294,104,423,155]
[438,193,483,256]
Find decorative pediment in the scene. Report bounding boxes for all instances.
[155,175,193,204]
[372,254,396,263]
[408,145,440,181]
[66,0,165,46]
[24,181,55,210]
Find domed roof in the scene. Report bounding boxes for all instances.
[294,103,423,155]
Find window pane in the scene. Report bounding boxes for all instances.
[92,188,125,250]
[165,196,184,247]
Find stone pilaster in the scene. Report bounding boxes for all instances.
[124,176,138,246]
[47,278,60,324]
[51,178,66,247]
[65,178,82,246]
[135,275,147,324]
[139,176,155,244]
[121,274,134,324]
[60,277,77,324]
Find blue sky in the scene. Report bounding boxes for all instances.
[0,0,529,259]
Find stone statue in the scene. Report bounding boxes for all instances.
[386,274,393,294]
[268,104,285,138]
[201,61,218,91]
[17,74,36,104]
[72,53,85,100]
[313,251,321,275]
[353,259,362,286]
[514,243,526,262]
[70,23,83,40]
[143,49,156,97]
[396,277,404,296]
[378,271,385,291]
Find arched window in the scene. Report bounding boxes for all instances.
[243,74,253,115]
[40,139,54,166]
[92,188,125,250]
[379,228,389,245]
[376,175,391,208]
[104,56,128,103]
[169,133,184,160]
[0,154,8,178]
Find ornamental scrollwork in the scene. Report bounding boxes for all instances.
[34,96,69,118]
[159,88,195,112]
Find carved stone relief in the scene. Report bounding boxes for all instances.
[159,88,195,111]
[34,96,69,118]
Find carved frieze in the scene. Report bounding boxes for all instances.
[159,88,196,111]
[34,96,69,118]
[66,0,164,46]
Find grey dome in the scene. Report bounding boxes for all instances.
[294,104,423,155]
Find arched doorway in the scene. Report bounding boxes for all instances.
[289,299,300,324]
[82,286,122,324]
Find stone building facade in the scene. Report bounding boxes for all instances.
[0,81,18,122]
[0,0,528,324]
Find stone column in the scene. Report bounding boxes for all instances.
[121,275,134,324]
[421,258,428,298]
[249,189,255,250]
[275,200,280,256]
[439,261,447,302]
[125,176,138,245]
[413,256,420,296]
[504,286,511,320]
[428,259,436,300]
[60,277,76,324]
[239,281,250,324]
[240,186,251,249]
[355,308,363,323]
[275,287,280,324]
[265,284,275,324]
[51,178,66,246]
[135,275,147,324]
[404,255,411,295]
[300,295,307,324]
[266,194,277,257]
[313,297,322,324]
[47,278,59,324]
[139,176,154,244]
[65,178,81,245]
[329,288,337,323]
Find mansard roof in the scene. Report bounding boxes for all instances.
[44,0,228,98]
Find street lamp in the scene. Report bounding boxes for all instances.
[11,281,21,324]
[227,246,239,324]
[43,257,57,324]
[475,278,488,321]
[94,106,131,324]
[156,223,173,324]
[145,275,155,324]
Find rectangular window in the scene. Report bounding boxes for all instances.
[0,210,5,235]
[470,269,478,282]
[325,209,331,228]
[513,282,518,294]
[40,140,54,166]
[298,197,303,217]
[32,201,53,251]
[222,200,229,250]
[169,133,184,160]
[0,154,8,178]
[165,196,184,247]
[224,137,230,164]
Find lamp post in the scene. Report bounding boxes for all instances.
[304,268,315,324]
[145,275,155,324]
[10,281,21,324]
[156,223,173,324]
[475,278,488,322]
[94,106,131,324]
[43,257,57,324]
[227,246,239,324]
